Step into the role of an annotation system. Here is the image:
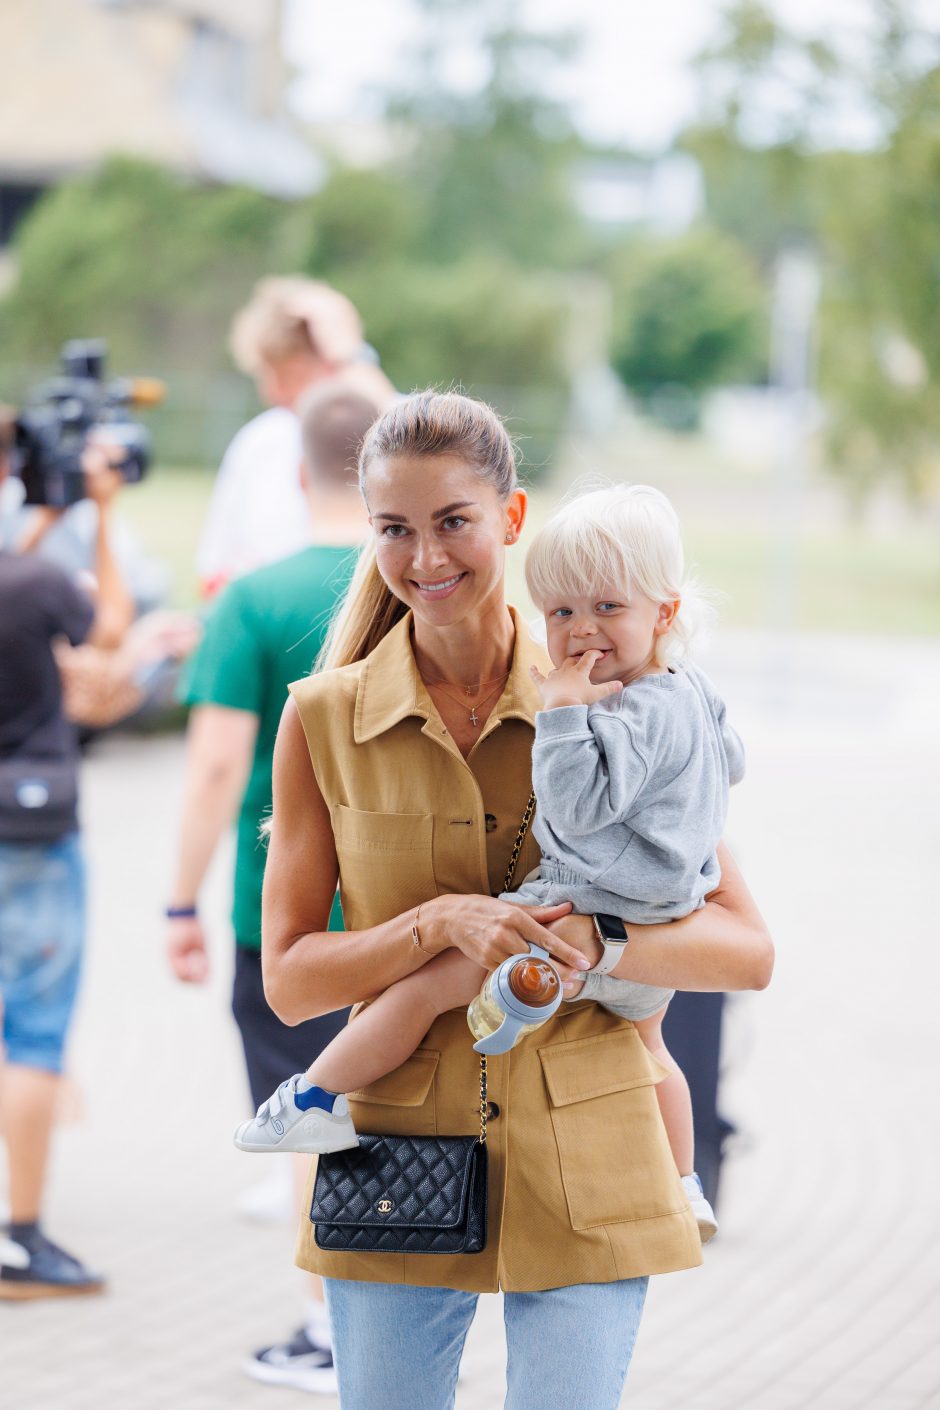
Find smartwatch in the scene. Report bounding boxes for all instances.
[589,913,629,975]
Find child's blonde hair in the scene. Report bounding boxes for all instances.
[525,483,714,665]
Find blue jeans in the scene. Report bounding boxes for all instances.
[325,1276,648,1410]
[0,834,85,1073]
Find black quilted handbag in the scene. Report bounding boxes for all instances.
[310,792,536,1256]
[312,1131,487,1255]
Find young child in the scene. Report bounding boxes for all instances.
[235,484,742,1244]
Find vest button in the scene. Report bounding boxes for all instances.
[485,814,498,833]
[487,1102,500,1120]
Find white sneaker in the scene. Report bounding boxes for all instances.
[681,1172,719,1244]
[233,1075,359,1155]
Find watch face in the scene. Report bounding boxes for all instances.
[595,913,628,942]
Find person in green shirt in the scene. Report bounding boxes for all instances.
[165,383,380,1394]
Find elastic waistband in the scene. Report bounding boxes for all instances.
[537,858,593,888]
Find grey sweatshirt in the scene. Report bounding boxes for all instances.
[530,665,745,924]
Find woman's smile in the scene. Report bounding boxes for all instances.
[411,571,468,600]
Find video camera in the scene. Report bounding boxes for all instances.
[12,340,164,508]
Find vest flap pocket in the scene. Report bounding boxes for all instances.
[539,1029,681,1230]
[348,1049,440,1108]
[332,805,433,852]
[539,1029,664,1107]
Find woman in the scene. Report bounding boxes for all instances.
[262,391,773,1410]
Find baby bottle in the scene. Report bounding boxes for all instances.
[467,945,562,1055]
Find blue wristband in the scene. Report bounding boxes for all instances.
[165,904,197,920]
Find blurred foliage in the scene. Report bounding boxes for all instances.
[334,256,568,393]
[0,158,301,373]
[381,0,588,269]
[608,228,766,420]
[818,64,940,499]
[685,0,940,497]
[2,0,939,495]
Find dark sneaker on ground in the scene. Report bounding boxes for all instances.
[0,1227,105,1300]
[245,1325,338,1394]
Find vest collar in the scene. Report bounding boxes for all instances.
[353,605,546,743]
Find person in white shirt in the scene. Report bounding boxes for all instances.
[196,277,395,598]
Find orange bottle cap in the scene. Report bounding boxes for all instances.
[507,956,560,1007]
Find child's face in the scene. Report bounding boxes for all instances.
[543,588,674,685]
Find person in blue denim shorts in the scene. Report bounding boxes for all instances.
[0,419,127,1298]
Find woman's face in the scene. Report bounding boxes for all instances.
[365,453,526,627]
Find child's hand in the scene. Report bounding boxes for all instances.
[531,651,624,710]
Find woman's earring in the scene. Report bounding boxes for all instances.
[505,534,513,544]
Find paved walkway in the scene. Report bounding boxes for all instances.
[3,630,939,1409]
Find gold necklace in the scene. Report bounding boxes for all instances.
[419,670,510,697]
[422,676,508,727]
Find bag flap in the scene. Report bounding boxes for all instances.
[539,1029,665,1107]
[311,1134,479,1230]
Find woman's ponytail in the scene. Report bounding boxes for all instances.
[317,539,408,672]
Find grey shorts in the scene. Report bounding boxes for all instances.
[500,863,675,1023]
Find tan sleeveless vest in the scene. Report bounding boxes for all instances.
[288,608,701,1291]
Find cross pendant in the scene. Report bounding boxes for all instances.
[469,707,479,726]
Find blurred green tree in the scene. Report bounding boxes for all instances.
[382,0,588,270]
[0,157,298,375]
[609,228,766,419]
[680,0,940,495]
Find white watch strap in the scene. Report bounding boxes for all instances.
[588,939,628,976]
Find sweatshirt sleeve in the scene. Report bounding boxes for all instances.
[710,687,745,785]
[530,703,650,837]
[689,666,746,786]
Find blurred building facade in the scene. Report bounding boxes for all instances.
[0,0,320,247]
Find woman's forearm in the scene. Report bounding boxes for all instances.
[262,904,427,1023]
[613,904,773,991]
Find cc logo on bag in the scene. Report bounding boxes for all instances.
[376,1198,394,1214]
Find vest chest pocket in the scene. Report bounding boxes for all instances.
[539,1028,684,1230]
[332,805,437,924]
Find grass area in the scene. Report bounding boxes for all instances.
[125,457,940,637]
[686,524,940,636]
[120,464,216,606]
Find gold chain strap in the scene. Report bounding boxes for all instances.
[500,791,536,895]
[476,791,536,1146]
[479,1055,488,1145]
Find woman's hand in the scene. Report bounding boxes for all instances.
[419,893,593,974]
[544,913,603,993]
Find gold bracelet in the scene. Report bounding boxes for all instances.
[411,903,434,956]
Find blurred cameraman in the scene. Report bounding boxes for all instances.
[0,410,134,1299]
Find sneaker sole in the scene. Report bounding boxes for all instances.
[243,1357,338,1394]
[0,1278,106,1301]
[233,1132,360,1155]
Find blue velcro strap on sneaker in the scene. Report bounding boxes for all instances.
[293,1084,337,1114]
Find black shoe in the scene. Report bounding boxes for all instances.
[244,1325,338,1394]
[0,1226,106,1300]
